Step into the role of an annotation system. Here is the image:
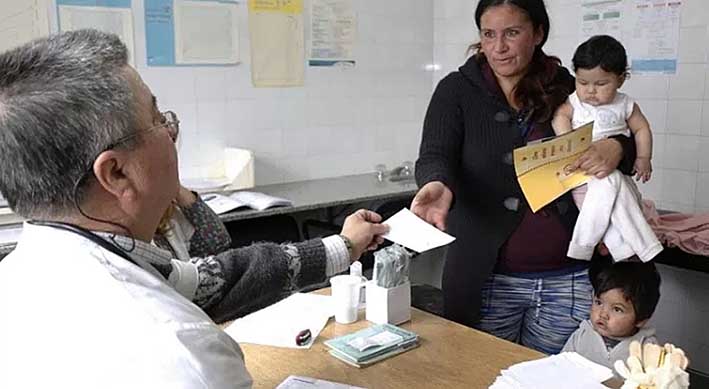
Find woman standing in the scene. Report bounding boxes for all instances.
[412,0,636,354]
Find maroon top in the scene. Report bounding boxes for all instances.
[496,122,575,273]
[479,62,576,274]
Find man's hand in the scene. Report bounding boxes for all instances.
[569,138,623,179]
[340,209,390,260]
[410,181,453,231]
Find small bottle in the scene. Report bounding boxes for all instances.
[350,261,366,307]
[349,261,362,278]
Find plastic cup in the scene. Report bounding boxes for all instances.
[330,275,365,324]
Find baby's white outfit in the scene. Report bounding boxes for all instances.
[567,91,662,262]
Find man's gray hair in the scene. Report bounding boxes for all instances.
[0,29,136,218]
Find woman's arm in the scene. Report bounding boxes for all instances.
[570,134,637,178]
[415,75,464,192]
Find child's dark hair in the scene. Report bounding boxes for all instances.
[572,35,628,76]
[589,258,661,322]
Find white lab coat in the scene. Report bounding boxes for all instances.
[0,222,252,389]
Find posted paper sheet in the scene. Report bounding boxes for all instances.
[309,0,356,67]
[248,0,305,86]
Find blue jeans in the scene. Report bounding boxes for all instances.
[475,269,592,354]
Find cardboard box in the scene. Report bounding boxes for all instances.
[365,280,411,325]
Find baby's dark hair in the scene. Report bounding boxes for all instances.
[589,258,661,323]
[572,35,628,76]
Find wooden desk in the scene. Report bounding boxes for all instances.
[226,306,544,388]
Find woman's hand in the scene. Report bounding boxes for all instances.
[410,181,453,231]
[340,209,390,261]
[569,138,623,179]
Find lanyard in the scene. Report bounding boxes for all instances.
[28,220,137,265]
[517,110,534,139]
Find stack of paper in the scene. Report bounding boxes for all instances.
[490,352,614,389]
[324,324,419,368]
[224,293,332,349]
[203,191,293,214]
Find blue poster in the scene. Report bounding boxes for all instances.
[145,0,175,66]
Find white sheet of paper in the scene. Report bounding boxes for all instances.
[174,0,240,64]
[58,5,135,67]
[277,375,365,389]
[492,352,613,389]
[0,0,50,53]
[224,293,333,349]
[381,209,455,253]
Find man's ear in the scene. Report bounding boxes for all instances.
[92,150,136,202]
[635,318,649,329]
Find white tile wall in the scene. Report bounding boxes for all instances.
[435,0,709,215]
[434,0,709,372]
[652,265,709,374]
[128,0,433,185]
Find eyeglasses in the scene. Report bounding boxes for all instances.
[104,110,180,151]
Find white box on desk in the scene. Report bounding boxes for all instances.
[365,280,411,325]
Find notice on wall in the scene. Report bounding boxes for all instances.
[580,0,623,40]
[626,0,681,74]
[248,0,305,87]
[146,0,239,67]
[0,0,51,53]
[579,0,681,74]
[309,0,356,67]
[57,0,135,66]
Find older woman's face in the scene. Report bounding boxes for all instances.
[479,4,543,82]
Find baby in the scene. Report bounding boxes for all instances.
[552,35,662,263]
[562,259,661,373]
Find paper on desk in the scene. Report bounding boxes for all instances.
[277,375,365,389]
[224,293,333,349]
[381,208,455,253]
[489,352,613,389]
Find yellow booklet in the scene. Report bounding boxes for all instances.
[513,122,593,212]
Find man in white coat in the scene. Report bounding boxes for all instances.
[0,30,388,389]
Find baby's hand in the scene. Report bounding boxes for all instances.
[634,157,652,183]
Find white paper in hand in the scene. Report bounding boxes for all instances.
[381,208,455,253]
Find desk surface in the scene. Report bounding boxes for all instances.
[229,306,544,388]
[0,173,417,255]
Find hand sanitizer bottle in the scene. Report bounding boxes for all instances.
[350,261,366,307]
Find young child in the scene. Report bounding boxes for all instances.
[562,259,661,372]
[552,35,662,263]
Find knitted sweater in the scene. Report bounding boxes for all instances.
[154,197,329,324]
